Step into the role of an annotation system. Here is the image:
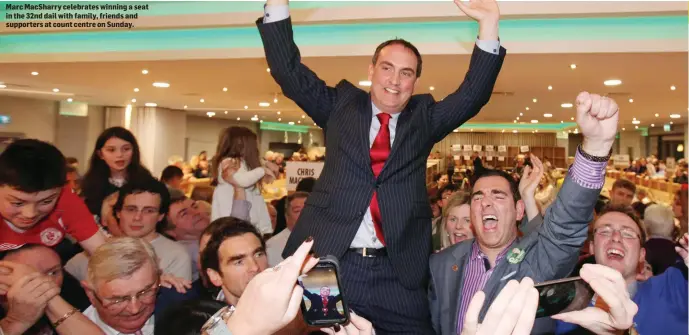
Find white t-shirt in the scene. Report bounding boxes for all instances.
[266,229,291,266]
[83,305,154,335]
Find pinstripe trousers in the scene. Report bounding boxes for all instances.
[339,251,434,334]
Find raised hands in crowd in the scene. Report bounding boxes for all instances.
[215,240,640,335]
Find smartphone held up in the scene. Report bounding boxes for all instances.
[298,255,350,327]
[534,276,595,318]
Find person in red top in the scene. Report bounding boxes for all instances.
[0,139,107,257]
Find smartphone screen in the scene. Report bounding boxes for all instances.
[534,277,594,318]
[298,259,349,326]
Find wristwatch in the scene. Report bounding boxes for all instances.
[201,305,235,335]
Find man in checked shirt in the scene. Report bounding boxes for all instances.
[429,92,620,335]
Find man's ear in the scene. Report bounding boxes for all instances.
[515,199,525,221]
[81,280,98,306]
[206,268,223,288]
[368,63,374,81]
[588,240,595,255]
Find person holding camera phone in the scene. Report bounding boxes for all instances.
[199,239,636,335]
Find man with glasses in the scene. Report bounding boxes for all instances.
[555,205,688,334]
[81,237,160,335]
[66,178,192,282]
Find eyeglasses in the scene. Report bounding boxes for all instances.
[121,206,160,216]
[91,280,160,313]
[594,226,640,240]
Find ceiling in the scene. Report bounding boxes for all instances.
[0,51,686,130]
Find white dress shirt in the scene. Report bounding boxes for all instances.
[83,305,154,335]
[266,228,291,266]
[264,4,500,248]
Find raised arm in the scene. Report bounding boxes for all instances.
[533,92,619,279]
[256,0,338,127]
[430,0,505,141]
[519,155,545,222]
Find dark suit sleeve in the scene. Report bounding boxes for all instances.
[519,213,543,235]
[428,256,441,334]
[429,45,506,143]
[256,17,337,127]
[529,175,600,280]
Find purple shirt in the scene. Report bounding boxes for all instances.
[457,241,513,333]
[568,147,607,189]
[456,146,607,332]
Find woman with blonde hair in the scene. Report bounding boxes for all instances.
[434,192,474,251]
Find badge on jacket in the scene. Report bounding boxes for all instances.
[507,247,525,264]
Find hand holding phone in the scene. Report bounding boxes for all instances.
[551,264,638,334]
[298,255,350,327]
[534,276,594,318]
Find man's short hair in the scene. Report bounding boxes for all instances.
[169,188,187,205]
[201,218,265,275]
[612,179,637,194]
[113,177,171,221]
[190,185,213,203]
[439,183,459,196]
[644,204,675,238]
[372,39,423,77]
[0,139,66,193]
[65,157,78,165]
[471,168,521,202]
[597,205,647,242]
[87,237,159,286]
[160,165,184,183]
[286,191,310,213]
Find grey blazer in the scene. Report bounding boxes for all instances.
[429,174,600,335]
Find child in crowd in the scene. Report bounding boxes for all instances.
[0,139,107,261]
[80,127,153,237]
[210,126,278,234]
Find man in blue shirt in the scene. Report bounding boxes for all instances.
[554,205,688,334]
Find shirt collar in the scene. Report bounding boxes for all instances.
[85,306,154,335]
[470,240,515,262]
[371,102,401,120]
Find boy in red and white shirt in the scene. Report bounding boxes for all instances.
[0,139,106,256]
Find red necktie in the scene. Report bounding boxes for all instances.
[369,113,391,245]
[322,296,329,315]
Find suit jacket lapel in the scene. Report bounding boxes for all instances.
[357,93,374,175]
[447,241,473,333]
[478,242,523,320]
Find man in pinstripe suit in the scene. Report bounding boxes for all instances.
[257,0,504,332]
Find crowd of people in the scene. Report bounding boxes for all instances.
[0,0,687,334]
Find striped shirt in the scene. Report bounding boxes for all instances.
[456,146,607,332]
[457,241,513,333]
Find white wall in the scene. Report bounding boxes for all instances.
[618,130,647,159]
[55,105,105,173]
[0,96,58,143]
[185,116,259,160]
[153,108,187,177]
[258,129,325,155]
